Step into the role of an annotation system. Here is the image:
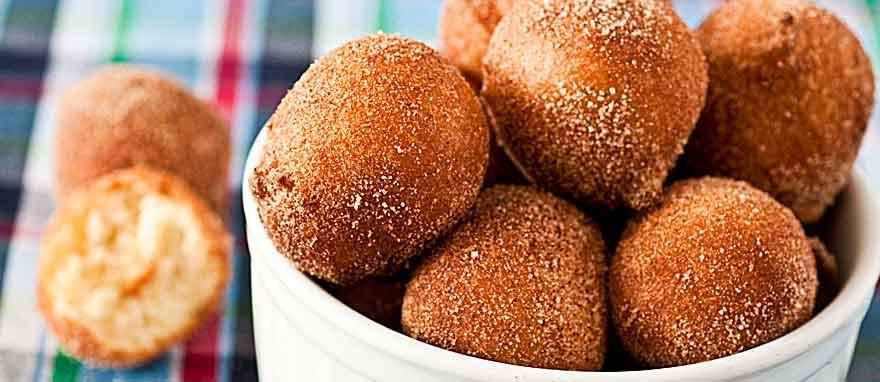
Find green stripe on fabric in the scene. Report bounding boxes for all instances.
[0,0,9,42]
[110,0,133,63]
[869,0,880,29]
[51,351,81,382]
[866,0,880,73]
[376,0,391,32]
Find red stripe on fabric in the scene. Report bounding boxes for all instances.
[182,316,222,381]
[0,78,43,99]
[0,222,43,240]
[0,221,13,239]
[215,0,245,121]
[182,0,245,381]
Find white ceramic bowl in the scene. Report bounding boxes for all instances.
[243,129,880,382]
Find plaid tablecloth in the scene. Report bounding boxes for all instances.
[0,1,877,381]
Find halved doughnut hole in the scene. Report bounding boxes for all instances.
[42,184,223,352]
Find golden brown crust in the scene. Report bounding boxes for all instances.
[38,166,230,367]
[610,177,817,368]
[54,64,231,211]
[438,0,515,87]
[402,185,607,371]
[686,0,875,223]
[481,0,708,211]
[250,34,489,285]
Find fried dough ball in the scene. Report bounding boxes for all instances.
[55,65,231,211]
[610,178,818,367]
[402,185,607,371]
[482,0,708,210]
[438,0,515,87]
[38,166,230,367]
[686,0,875,223]
[250,34,489,285]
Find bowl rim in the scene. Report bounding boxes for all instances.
[243,128,880,381]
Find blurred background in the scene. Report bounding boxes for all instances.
[0,0,877,381]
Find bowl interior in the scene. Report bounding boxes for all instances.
[243,128,880,381]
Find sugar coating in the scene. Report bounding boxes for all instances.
[610,177,818,367]
[685,0,875,223]
[55,65,231,211]
[482,0,707,211]
[438,0,516,87]
[402,185,607,371]
[251,34,489,285]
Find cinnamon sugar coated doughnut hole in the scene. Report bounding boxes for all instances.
[402,185,607,371]
[482,0,708,210]
[250,34,489,285]
[55,65,231,211]
[438,0,515,87]
[685,0,874,223]
[38,167,230,367]
[610,178,818,368]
